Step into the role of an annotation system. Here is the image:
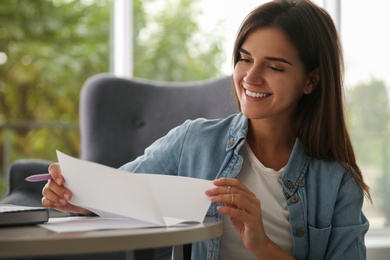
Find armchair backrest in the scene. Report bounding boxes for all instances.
[79,73,238,168]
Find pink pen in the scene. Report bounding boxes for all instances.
[25,173,52,182]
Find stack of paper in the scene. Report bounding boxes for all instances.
[40,151,214,232]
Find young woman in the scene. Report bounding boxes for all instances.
[42,0,370,259]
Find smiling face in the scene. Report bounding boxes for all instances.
[233,28,316,125]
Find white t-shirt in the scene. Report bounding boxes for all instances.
[218,142,293,259]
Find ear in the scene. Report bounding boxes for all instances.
[303,67,320,94]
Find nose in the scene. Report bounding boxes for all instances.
[243,64,264,86]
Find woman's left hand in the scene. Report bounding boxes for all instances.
[205,178,293,259]
[205,178,267,254]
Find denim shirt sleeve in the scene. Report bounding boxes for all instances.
[119,120,191,174]
[119,115,241,181]
[324,176,369,260]
[305,172,369,260]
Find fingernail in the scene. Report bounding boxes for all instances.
[59,199,66,205]
[64,193,70,200]
[56,178,62,185]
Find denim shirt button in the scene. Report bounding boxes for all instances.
[291,195,298,203]
[229,140,235,147]
[296,228,305,237]
[298,181,304,187]
[287,180,293,189]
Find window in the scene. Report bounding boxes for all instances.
[341,0,390,229]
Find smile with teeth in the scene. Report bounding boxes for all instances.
[245,89,271,98]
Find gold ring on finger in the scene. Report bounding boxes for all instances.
[226,186,231,194]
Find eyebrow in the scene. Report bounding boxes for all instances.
[238,48,293,65]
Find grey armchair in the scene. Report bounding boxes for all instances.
[0,159,51,207]
[0,73,237,259]
[80,73,237,168]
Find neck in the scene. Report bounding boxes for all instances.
[248,118,295,147]
[246,119,296,170]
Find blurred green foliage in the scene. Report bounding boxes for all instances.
[348,78,390,165]
[0,0,110,160]
[346,78,390,224]
[0,0,224,196]
[133,0,224,80]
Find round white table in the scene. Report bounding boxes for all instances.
[0,217,222,259]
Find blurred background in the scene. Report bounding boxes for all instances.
[0,0,389,232]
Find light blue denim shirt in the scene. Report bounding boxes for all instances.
[120,113,369,260]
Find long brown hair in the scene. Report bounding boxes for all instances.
[232,0,371,201]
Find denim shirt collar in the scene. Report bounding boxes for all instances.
[226,113,311,199]
[225,113,248,152]
[280,139,311,198]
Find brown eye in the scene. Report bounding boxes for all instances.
[239,57,251,63]
[268,66,284,72]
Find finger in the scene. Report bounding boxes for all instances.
[48,163,64,185]
[42,183,65,205]
[226,185,231,194]
[214,178,260,204]
[213,178,252,193]
[205,185,236,196]
[229,192,261,215]
[42,179,72,206]
[211,192,261,214]
[226,194,262,218]
[47,179,71,199]
[217,204,246,218]
[227,192,242,207]
[42,196,88,214]
[41,195,55,208]
[206,185,255,206]
[218,204,262,230]
[209,192,240,206]
[206,180,250,196]
[217,206,262,234]
[41,196,63,209]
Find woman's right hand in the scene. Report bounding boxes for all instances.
[41,163,91,214]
